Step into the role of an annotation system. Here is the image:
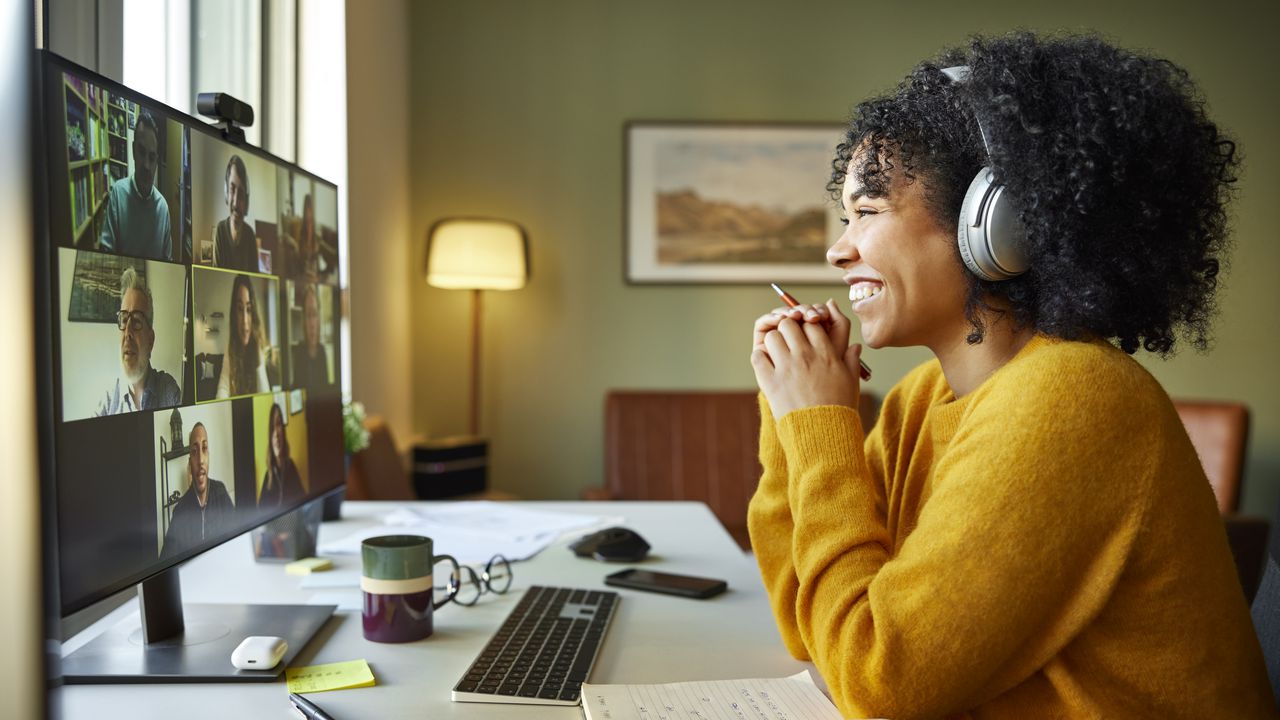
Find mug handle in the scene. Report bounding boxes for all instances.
[433,554,461,610]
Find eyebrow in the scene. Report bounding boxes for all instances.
[847,189,889,204]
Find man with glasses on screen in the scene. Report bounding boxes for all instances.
[100,110,172,261]
[96,266,180,415]
[162,422,234,557]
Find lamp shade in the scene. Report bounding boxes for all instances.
[425,218,529,290]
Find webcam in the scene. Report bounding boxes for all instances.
[197,92,254,144]
[197,92,254,127]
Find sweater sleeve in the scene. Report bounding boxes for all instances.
[777,381,1152,718]
[748,392,892,661]
[746,393,808,660]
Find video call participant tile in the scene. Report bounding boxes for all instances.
[152,401,239,559]
[252,390,311,511]
[190,131,279,274]
[49,71,190,262]
[58,248,186,422]
[286,281,337,391]
[192,268,282,402]
[277,169,339,284]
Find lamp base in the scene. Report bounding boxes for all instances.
[412,436,488,499]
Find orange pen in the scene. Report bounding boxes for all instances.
[771,283,872,381]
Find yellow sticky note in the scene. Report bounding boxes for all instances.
[285,557,333,575]
[285,659,376,693]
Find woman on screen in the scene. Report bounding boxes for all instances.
[746,33,1271,717]
[296,193,319,280]
[259,402,303,508]
[216,274,269,398]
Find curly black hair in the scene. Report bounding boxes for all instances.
[829,32,1239,355]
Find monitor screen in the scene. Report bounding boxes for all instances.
[39,54,345,616]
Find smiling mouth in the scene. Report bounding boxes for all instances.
[849,282,884,306]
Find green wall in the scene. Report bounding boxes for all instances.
[407,0,1280,512]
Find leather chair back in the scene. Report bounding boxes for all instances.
[603,391,879,551]
[346,415,415,501]
[1173,399,1249,514]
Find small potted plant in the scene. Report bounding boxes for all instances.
[343,398,371,456]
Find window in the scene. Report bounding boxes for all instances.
[123,0,298,157]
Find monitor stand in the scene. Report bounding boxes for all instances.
[61,565,335,684]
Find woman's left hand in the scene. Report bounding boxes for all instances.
[751,299,863,417]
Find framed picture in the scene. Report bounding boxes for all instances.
[625,121,846,284]
[68,250,146,322]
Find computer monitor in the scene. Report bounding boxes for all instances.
[35,51,345,683]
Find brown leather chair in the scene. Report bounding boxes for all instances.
[346,415,415,501]
[1173,399,1249,514]
[1171,399,1267,603]
[587,390,879,551]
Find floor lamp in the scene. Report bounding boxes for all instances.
[425,218,530,437]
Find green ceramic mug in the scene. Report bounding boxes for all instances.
[361,535,459,642]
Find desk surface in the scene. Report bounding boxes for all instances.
[55,501,814,719]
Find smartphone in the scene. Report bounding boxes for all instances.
[604,568,727,599]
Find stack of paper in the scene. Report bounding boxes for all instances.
[316,501,623,564]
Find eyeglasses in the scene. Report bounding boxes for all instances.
[116,310,152,332]
[437,554,513,607]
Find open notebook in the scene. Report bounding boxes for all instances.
[581,670,854,720]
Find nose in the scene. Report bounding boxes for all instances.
[826,224,858,269]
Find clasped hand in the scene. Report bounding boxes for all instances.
[750,299,863,417]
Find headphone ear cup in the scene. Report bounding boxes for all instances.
[957,168,1029,281]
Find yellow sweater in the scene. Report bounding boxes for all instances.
[748,335,1274,719]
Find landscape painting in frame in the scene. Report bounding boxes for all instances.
[626,122,845,284]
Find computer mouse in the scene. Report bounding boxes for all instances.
[570,527,651,562]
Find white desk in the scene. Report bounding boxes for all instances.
[56,501,815,719]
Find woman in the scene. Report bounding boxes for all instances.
[216,274,270,398]
[748,33,1272,718]
[259,402,304,508]
[295,193,319,280]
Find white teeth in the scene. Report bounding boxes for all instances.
[850,285,883,302]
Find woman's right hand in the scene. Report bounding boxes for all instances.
[751,298,860,416]
[752,300,845,352]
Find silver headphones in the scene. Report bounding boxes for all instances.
[941,65,1028,282]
